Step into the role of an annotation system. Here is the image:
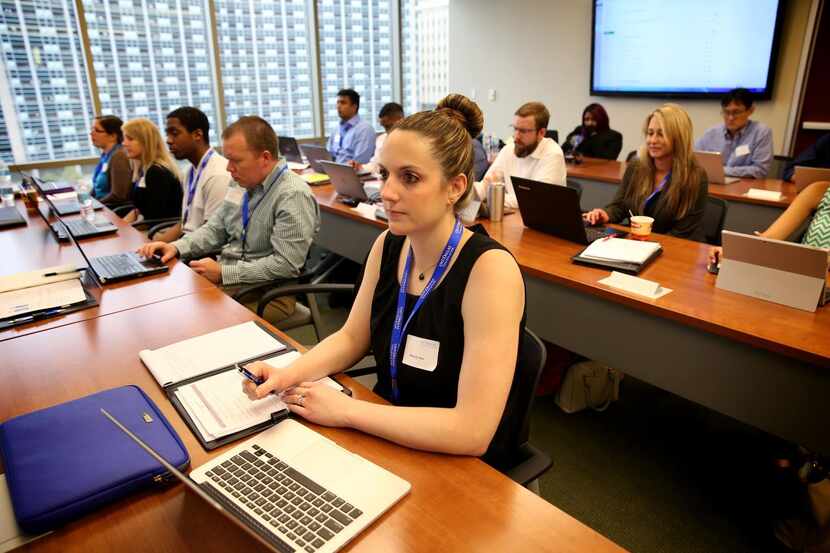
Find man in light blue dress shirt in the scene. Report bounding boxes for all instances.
[326,88,376,164]
[695,88,773,179]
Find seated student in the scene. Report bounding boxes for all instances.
[474,101,566,210]
[241,94,526,469]
[326,88,375,164]
[154,106,231,242]
[89,115,131,204]
[695,87,773,179]
[584,103,709,241]
[783,133,830,182]
[562,103,623,160]
[121,118,183,223]
[349,102,404,175]
[139,116,320,323]
[708,179,830,265]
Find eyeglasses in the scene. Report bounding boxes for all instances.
[510,125,537,135]
[90,127,106,134]
[721,109,748,119]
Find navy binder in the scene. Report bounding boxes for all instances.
[0,385,189,534]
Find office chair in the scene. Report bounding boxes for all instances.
[703,196,729,246]
[545,129,559,143]
[770,155,794,180]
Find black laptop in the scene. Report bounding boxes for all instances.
[0,205,26,229]
[278,136,303,163]
[35,195,117,242]
[512,176,623,245]
[27,176,105,216]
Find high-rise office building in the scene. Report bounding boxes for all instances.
[402,0,448,114]
[83,0,219,143]
[0,0,95,163]
[214,0,315,137]
[317,0,394,131]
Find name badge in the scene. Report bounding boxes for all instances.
[402,334,440,372]
[102,163,108,172]
[225,187,244,205]
[137,177,146,189]
[735,144,751,157]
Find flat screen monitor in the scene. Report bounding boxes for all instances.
[591,0,785,99]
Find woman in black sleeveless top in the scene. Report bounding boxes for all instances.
[244,94,526,467]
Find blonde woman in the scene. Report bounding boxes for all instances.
[584,103,709,241]
[121,118,183,223]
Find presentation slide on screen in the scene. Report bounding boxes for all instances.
[592,0,780,94]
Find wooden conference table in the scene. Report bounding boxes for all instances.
[0,202,627,552]
[567,157,798,235]
[0,199,213,342]
[311,184,830,454]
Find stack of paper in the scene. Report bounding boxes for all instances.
[580,238,661,264]
[0,264,81,294]
[745,188,782,201]
[139,321,287,386]
[300,172,330,185]
[174,351,344,442]
[0,279,86,319]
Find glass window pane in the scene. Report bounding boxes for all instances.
[0,0,95,163]
[401,0,448,114]
[214,0,315,138]
[317,0,394,133]
[82,0,219,143]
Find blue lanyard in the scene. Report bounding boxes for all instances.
[389,217,464,402]
[183,148,214,223]
[643,170,671,212]
[93,146,117,183]
[241,165,287,258]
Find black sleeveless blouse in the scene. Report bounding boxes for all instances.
[369,231,527,469]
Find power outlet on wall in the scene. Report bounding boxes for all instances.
[488,89,496,101]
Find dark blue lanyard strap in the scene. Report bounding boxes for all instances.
[389,217,464,402]
[183,148,215,223]
[642,170,671,212]
[93,146,116,183]
[241,165,287,259]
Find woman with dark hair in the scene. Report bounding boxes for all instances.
[89,115,132,203]
[242,94,526,469]
[563,103,623,160]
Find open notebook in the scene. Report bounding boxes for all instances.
[0,264,97,329]
[139,321,350,450]
[572,237,663,275]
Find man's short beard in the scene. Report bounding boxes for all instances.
[514,138,540,158]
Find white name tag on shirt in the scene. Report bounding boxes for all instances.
[102,163,108,172]
[735,144,751,157]
[137,177,146,189]
[225,187,244,205]
[403,334,440,372]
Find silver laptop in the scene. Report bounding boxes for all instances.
[694,151,740,184]
[299,144,333,173]
[318,161,380,203]
[716,230,829,312]
[793,166,830,192]
[103,411,410,553]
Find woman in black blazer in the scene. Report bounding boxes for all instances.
[121,118,183,223]
[584,104,708,242]
[563,103,623,160]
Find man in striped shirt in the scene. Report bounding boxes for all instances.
[140,116,320,322]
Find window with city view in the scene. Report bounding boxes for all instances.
[0,0,450,164]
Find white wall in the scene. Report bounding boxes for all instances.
[449,0,812,159]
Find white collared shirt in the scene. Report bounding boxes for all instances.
[476,137,566,209]
[362,132,387,175]
[182,149,232,234]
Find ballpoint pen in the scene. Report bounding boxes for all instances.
[42,268,80,278]
[236,363,265,386]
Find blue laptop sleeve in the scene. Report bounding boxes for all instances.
[0,385,189,534]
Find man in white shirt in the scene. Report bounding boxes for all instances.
[349,102,404,175]
[156,106,231,242]
[475,101,566,210]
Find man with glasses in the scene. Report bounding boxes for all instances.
[695,88,773,179]
[474,101,566,210]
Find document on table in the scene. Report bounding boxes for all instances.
[580,238,661,264]
[0,264,80,294]
[0,279,86,319]
[139,321,287,387]
[173,351,344,441]
[745,188,782,201]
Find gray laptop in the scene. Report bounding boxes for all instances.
[103,411,410,553]
[36,191,117,242]
[278,136,303,163]
[299,144,333,173]
[694,151,740,184]
[0,205,26,228]
[318,161,380,203]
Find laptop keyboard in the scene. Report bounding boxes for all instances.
[58,219,100,236]
[585,227,612,243]
[92,253,145,278]
[201,444,363,552]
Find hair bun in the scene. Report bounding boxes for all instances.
[435,94,484,139]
